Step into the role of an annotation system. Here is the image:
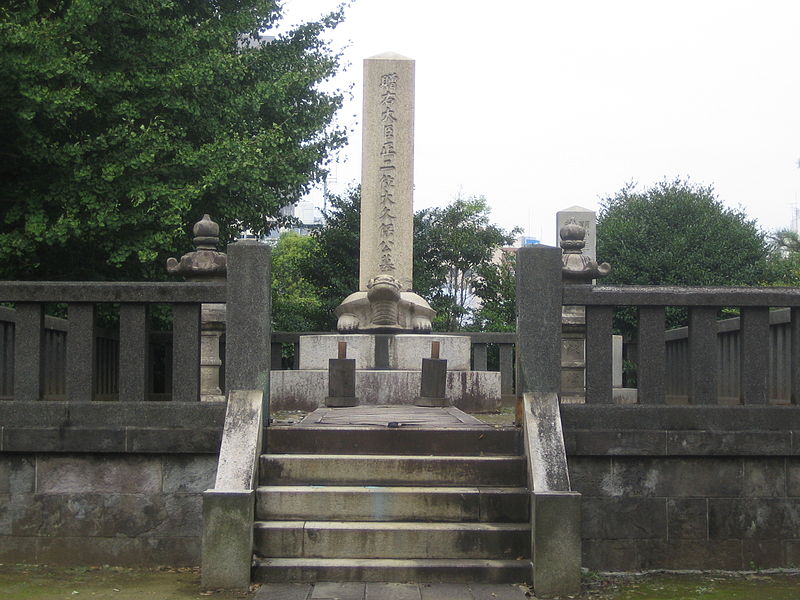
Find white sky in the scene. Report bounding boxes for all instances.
[277,0,800,245]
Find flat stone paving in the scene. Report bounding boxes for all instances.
[300,406,489,428]
[254,582,531,599]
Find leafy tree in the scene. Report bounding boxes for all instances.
[271,231,325,332]
[473,250,517,332]
[0,0,347,281]
[597,179,770,287]
[305,186,360,328]
[271,190,518,332]
[414,196,519,331]
[766,229,800,285]
[597,178,772,335]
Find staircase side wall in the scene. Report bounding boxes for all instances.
[563,405,800,570]
[0,402,224,566]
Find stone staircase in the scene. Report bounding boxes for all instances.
[252,425,531,583]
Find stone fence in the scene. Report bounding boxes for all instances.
[0,241,270,566]
[0,242,269,404]
[663,308,795,403]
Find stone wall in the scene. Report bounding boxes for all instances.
[0,401,224,566]
[0,453,217,566]
[563,405,800,570]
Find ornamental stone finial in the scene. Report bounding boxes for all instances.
[166,214,227,280]
[560,218,610,282]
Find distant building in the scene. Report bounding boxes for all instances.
[239,199,323,245]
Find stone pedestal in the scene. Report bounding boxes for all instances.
[298,334,471,370]
[271,333,500,412]
[200,303,226,402]
[271,369,500,413]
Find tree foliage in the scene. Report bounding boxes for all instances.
[271,231,325,332]
[306,186,360,327]
[414,196,519,331]
[0,0,347,280]
[473,250,516,332]
[597,179,770,287]
[269,190,518,332]
[597,179,773,336]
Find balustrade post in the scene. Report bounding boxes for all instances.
[516,246,563,395]
[119,304,148,401]
[14,303,44,401]
[740,306,769,404]
[167,214,228,402]
[559,218,611,403]
[226,240,271,414]
[689,306,718,404]
[66,303,96,402]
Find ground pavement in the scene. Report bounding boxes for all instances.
[254,581,531,599]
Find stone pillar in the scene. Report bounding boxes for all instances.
[167,215,228,402]
[335,53,435,333]
[360,53,414,292]
[557,206,597,261]
[559,218,610,404]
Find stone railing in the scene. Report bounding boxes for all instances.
[517,245,800,405]
[662,307,794,403]
[0,241,270,405]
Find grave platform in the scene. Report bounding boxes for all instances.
[270,369,501,413]
[298,405,488,428]
[270,333,501,413]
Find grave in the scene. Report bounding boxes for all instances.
[271,53,500,411]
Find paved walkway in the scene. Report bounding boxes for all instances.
[299,405,489,428]
[254,582,532,599]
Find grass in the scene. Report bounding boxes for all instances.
[0,565,251,600]
[2,566,799,600]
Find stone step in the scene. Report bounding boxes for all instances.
[253,521,530,560]
[255,485,529,522]
[259,454,527,487]
[266,426,521,456]
[251,557,532,584]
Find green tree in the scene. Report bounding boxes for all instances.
[0,0,347,281]
[305,186,361,328]
[414,196,519,331]
[597,179,770,287]
[766,228,800,285]
[473,250,517,332]
[271,231,325,332]
[597,178,772,335]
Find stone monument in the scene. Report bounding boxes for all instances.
[335,52,435,332]
[269,53,500,411]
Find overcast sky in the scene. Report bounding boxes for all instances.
[277,0,800,246]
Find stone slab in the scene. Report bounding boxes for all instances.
[298,334,471,370]
[254,583,312,600]
[214,390,263,491]
[532,491,582,597]
[201,489,254,590]
[523,392,570,492]
[271,370,500,413]
[366,582,422,600]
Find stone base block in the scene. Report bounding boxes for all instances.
[415,396,449,407]
[298,334,471,370]
[326,396,359,408]
[271,370,500,413]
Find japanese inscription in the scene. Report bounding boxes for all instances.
[378,72,398,273]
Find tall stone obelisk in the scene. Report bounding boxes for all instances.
[335,53,435,332]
